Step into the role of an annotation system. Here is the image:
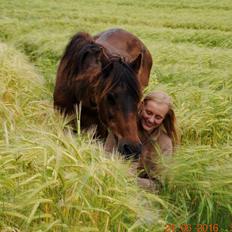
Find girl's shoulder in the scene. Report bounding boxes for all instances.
[149,127,171,144]
[156,129,173,155]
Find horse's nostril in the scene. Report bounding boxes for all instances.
[120,143,142,160]
[123,144,133,155]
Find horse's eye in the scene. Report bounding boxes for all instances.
[108,110,114,120]
[107,93,116,105]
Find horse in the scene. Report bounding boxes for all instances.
[53,28,153,158]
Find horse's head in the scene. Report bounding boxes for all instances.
[96,55,143,159]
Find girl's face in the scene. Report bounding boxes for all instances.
[140,100,169,133]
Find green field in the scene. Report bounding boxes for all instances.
[0,0,232,231]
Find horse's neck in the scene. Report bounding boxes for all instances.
[74,80,97,110]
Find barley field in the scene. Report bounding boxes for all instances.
[0,0,232,231]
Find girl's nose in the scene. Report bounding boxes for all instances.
[148,115,155,124]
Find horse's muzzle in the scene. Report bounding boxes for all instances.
[118,141,142,160]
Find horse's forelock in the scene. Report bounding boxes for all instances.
[97,59,142,103]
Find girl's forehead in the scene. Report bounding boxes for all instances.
[144,100,169,114]
[145,99,167,108]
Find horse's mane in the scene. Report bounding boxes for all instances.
[60,32,101,82]
[58,32,141,103]
[97,59,142,102]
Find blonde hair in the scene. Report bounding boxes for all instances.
[142,91,180,146]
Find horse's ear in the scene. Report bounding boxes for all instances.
[129,53,142,74]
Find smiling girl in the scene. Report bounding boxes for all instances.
[104,90,179,189]
[136,90,179,179]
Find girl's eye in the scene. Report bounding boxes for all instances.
[155,115,163,120]
[146,110,152,115]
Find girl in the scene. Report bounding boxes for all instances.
[105,91,179,189]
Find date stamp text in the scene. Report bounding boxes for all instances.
[164,224,220,232]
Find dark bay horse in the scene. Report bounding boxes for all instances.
[54,28,152,158]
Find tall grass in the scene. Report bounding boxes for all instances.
[0,43,169,231]
[0,0,232,231]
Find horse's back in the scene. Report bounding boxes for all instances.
[95,28,152,87]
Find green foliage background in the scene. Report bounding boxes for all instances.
[0,0,231,231]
